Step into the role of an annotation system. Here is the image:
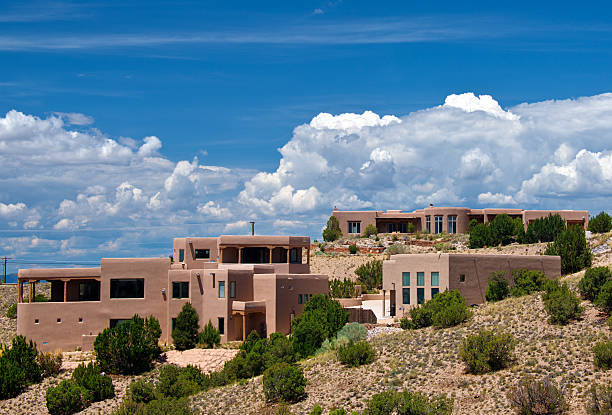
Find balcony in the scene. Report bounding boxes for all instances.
[17,268,101,303]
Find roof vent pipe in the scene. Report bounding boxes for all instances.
[250,221,255,236]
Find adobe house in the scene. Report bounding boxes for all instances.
[332,205,589,236]
[382,253,561,316]
[17,235,328,352]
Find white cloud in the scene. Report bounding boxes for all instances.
[478,192,517,205]
[224,220,248,233]
[443,93,519,120]
[4,92,612,265]
[53,112,94,125]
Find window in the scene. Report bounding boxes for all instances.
[431,272,439,286]
[402,288,410,304]
[448,216,457,234]
[434,216,443,234]
[431,287,440,298]
[110,279,144,299]
[78,281,100,301]
[402,272,410,286]
[78,317,83,323]
[172,282,189,299]
[179,249,185,262]
[417,288,425,304]
[110,319,129,329]
[218,281,225,298]
[57,318,61,323]
[425,216,431,233]
[298,294,303,304]
[229,281,236,298]
[387,223,408,233]
[417,272,425,286]
[348,221,361,234]
[34,319,39,324]
[172,318,177,331]
[459,274,466,283]
[194,249,210,259]
[218,317,225,335]
[289,248,299,264]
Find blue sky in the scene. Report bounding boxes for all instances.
[2,1,612,271]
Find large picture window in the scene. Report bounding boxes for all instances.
[402,288,410,305]
[78,281,100,301]
[348,221,361,234]
[448,216,457,234]
[194,249,210,259]
[172,282,189,299]
[110,279,144,299]
[434,216,443,234]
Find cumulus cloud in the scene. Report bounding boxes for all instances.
[4,92,612,267]
[53,112,94,125]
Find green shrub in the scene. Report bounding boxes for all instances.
[607,315,612,330]
[262,363,307,404]
[6,303,16,319]
[172,303,200,351]
[128,378,155,403]
[508,377,568,415]
[0,335,41,399]
[385,243,407,255]
[329,409,347,415]
[291,309,328,358]
[586,383,612,415]
[112,399,145,415]
[303,295,349,339]
[94,314,162,375]
[323,216,342,242]
[336,322,368,343]
[364,224,378,237]
[490,214,517,246]
[265,332,296,368]
[595,280,612,312]
[403,290,471,329]
[72,362,114,402]
[545,226,592,274]
[542,281,583,324]
[589,211,612,234]
[363,390,453,415]
[459,330,515,374]
[336,341,375,367]
[0,354,26,399]
[579,267,612,301]
[156,365,203,398]
[469,223,492,248]
[329,278,357,298]
[593,341,612,370]
[485,272,510,302]
[525,214,566,243]
[355,259,382,291]
[511,269,547,297]
[37,351,62,378]
[141,396,192,415]
[46,379,89,415]
[309,404,323,415]
[399,316,411,330]
[198,320,221,348]
[349,244,358,254]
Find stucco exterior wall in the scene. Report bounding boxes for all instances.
[383,253,561,316]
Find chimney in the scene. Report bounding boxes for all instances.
[429,203,434,208]
[249,221,255,236]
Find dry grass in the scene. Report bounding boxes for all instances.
[191,270,612,415]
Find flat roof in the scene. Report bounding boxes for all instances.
[18,267,101,281]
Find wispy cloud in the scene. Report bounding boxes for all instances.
[0,17,497,51]
[0,1,89,23]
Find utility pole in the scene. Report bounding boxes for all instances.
[1,257,11,284]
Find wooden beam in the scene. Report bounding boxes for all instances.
[63,280,67,302]
[242,314,246,342]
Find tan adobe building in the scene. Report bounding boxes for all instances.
[332,205,589,236]
[382,253,561,316]
[17,235,328,352]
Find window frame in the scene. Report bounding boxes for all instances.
[431,272,439,287]
[348,221,361,234]
[194,249,210,259]
[172,281,189,299]
[417,287,425,304]
[178,249,185,262]
[218,281,225,298]
[448,215,457,234]
[431,287,440,298]
[417,272,425,286]
[218,317,225,335]
[434,215,443,234]
[110,278,145,299]
[425,216,431,233]
[402,272,410,286]
[402,287,410,305]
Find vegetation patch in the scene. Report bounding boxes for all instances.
[459,329,515,374]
